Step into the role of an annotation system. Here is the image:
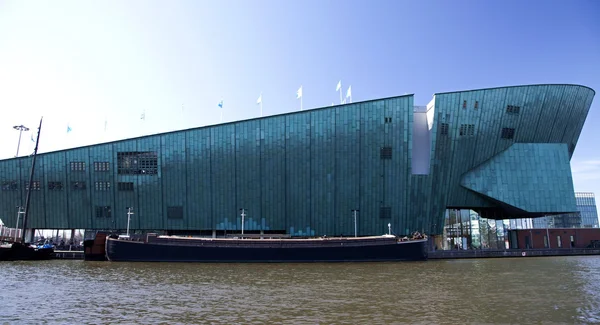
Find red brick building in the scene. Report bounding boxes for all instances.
[508,228,600,249]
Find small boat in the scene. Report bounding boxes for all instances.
[104,232,428,263]
[0,118,54,262]
[0,242,54,261]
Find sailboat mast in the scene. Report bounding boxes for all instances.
[21,117,43,243]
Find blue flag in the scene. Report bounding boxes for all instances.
[218,100,223,108]
[67,125,72,133]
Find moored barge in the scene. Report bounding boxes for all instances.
[105,233,428,262]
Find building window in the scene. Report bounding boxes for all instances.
[95,206,112,218]
[459,124,475,136]
[117,152,158,175]
[474,101,479,109]
[48,181,63,191]
[380,207,392,219]
[94,162,110,172]
[506,105,521,114]
[94,181,111,191]
[71,181,86,190]
[440,123,449,135]
[118,182,134,191]
[462,100,467,109]
[380,147,392,159]
[557,236,562,248]
[384,117,392,123]
[501,127,515,139]
[1,180,18,191]
[70,162,86,171]
[24,181,41,191]
[167,206,184,219]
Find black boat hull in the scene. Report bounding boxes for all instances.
[0,243,54,261]
[106,237,428,262]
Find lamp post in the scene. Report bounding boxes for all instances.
[239,208,246,235]
[13,125,29,157]
[351,209,359,237]
[15,206,24,242]
[125,207,134,237]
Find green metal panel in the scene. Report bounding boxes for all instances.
[212,124,236,231]
[65,148,92,229]
[461,143,576,213]
[89,144,113,230]
[186,128,213,230]
[285,113,311,236]
[260,117,286,231]
[162,132,186,230]
[235,120,262,231]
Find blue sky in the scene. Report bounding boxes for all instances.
[0,1,599,210]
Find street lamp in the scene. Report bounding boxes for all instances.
[239,208,246,235]
[13,125,30,157]
[125,207,134,237]
[351,209,359,237]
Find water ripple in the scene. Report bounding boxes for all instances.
[1,257,599,324]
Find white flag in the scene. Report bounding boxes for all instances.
[297,86,303,99]
[256,94,262,104]
[346,85,352,98]
[336,80,341,91]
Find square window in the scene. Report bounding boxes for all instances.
[501,127,515,139]
[380,147,392,159]
[440,123,449,135]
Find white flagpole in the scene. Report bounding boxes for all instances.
[339,86,342,104]
[298,85,303,111]
[256,94,263,117]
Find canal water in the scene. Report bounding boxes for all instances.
[1,256,599,324]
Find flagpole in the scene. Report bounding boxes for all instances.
[339,86,343,104]
[300,86,303,111]
[260,101,263,117]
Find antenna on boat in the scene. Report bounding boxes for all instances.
[126,207,134,237]
[239,208,246,236]
[388,223,391,236]
[21,117,42,244]
[351,209,359,237]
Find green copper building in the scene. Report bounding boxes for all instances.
[0,84,595,237]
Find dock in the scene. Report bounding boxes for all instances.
[51,248,600,261]
[53,250,84,260]
[429,248,600,259]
